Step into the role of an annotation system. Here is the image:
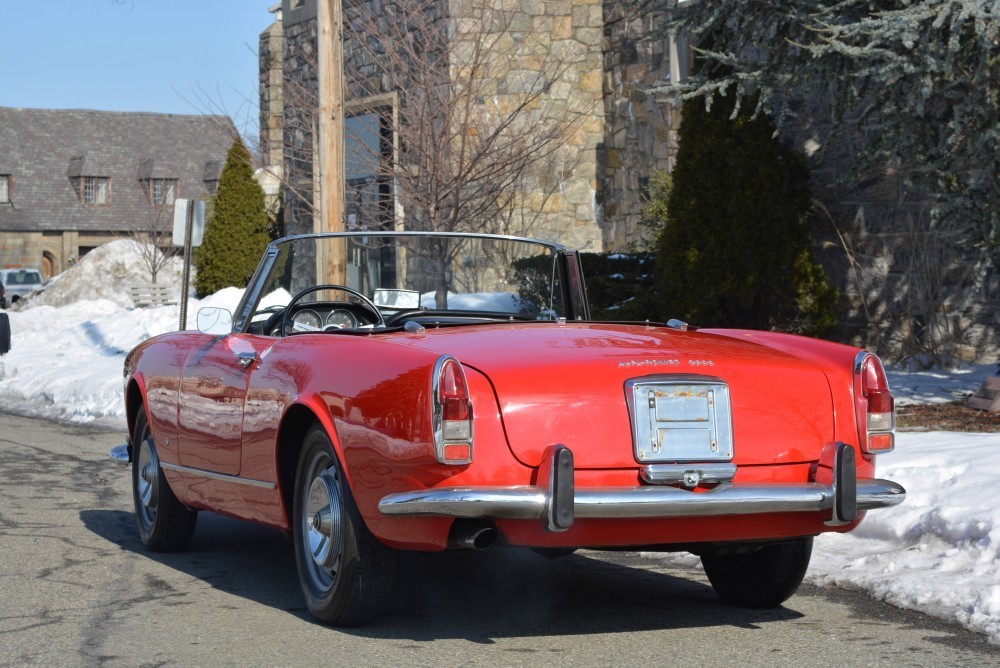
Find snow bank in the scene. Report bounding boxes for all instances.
[32,239,186,309]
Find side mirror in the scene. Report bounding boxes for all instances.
[197,307,233,335]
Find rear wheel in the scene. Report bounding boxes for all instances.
[700,537,813,608]
[131,408,197,551]
[292,424,395,626]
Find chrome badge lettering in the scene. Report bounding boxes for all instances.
[618,359,715,368]
[618,359,681,368]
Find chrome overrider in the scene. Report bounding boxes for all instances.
[378,443,907,532]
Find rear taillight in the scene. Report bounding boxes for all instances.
[854,352,895,454]
[433,355,474,465]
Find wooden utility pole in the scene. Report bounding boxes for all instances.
[317,0,347,282]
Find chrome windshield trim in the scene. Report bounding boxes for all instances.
[378,478,906,521]
[270,230,568,252]
[159,461,277,490]
[234,244,281,332]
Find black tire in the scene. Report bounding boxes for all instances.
[700,537,813,608]
[293,424,395,626]
[131,407,197,551]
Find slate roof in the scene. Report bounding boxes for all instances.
[0,107,236,233]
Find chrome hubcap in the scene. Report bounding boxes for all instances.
[137,437,159,513]
[305,470,344,570]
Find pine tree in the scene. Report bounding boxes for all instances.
[194,140,271,297]
[655,94,838,334]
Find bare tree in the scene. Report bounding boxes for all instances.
[343,0,579,234]
[341,0,585,306]
[126,193,179,284]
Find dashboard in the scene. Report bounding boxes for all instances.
[248,302,381,336]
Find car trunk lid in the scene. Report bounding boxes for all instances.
[396,322,835,469]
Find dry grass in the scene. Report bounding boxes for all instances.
[896,401,1000,432]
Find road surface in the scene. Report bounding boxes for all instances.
[1,412,997,666]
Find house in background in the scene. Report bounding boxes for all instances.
[0,107,235,278]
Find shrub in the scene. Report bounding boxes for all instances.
[655,95,838,335]
[582,252,658,321]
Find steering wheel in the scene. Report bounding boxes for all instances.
[280,284,385,335]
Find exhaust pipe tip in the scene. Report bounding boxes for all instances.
[448,523,498,550]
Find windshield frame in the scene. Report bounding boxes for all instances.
[231,231,589,334]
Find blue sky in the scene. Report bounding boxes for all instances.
[2,0,275,133]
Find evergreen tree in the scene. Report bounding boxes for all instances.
[194,140,271,297]
[655,94,838,334]
[661,0,1000,293]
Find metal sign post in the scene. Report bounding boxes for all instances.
[173,199,206,330]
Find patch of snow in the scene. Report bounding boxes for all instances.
[886,363,996,406]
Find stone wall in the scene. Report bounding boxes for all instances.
[447,0,606,251]
[600,4,680,251]
[0,234,42,270]
[259,12,285,173]
[281,7,320,237]
[788,111,1000,362]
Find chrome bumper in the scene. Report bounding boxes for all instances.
[378,444,906,532]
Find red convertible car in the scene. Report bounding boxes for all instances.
[112,231,905,625]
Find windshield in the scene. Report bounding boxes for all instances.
[235,233,574,333]
[3,270,42,286]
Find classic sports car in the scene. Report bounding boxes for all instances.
[111,231,905,626]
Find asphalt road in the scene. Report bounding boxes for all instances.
[2,411,999,667]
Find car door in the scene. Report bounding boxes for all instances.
[176,334,271,475]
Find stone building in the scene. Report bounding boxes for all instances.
[0,107,235,278]
[259,0,685,252]
[259,1,997,360]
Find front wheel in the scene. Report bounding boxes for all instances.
[700,537,813,608]
[131,407,197,551]
[292,424,395,626]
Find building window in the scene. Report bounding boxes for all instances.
[82,176,110,205]
[345,104,394,231]
[0,175,9,204]
[144,178,178,205]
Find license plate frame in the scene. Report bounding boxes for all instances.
[626,376,734,463]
